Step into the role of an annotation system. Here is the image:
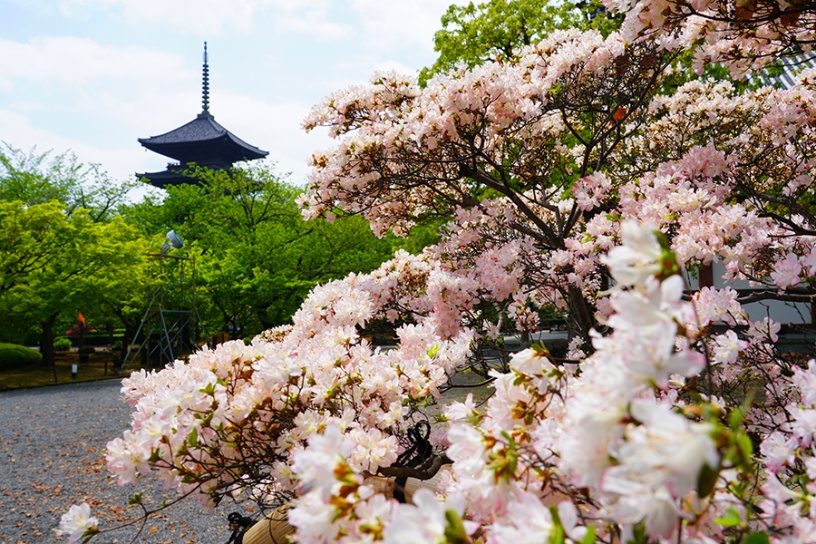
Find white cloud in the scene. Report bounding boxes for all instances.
[0,107,135,179]
[47,0,266,34]
[45,0,354,37]
[350,0,469,55]
[213,91,327,185]
[115,0,262,34]
[0,37,189,87]
[274,12,352,41]
[0,109,68,152]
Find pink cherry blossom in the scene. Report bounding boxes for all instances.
[63,8,816,539]
[771,253,803,288]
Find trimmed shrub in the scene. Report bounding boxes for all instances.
[53,337,73,351]
[0,343,42,369]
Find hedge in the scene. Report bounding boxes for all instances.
[0,343,42,369]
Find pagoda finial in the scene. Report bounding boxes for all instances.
[201,41,210,115]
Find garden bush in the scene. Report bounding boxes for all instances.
[0,343,42,369]
[53,337,72,351]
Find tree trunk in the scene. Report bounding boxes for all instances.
[566,285,597,353]
[118,323,138,369]
[39,314,57,367]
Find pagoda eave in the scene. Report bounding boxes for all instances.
[139,133,268,163]
[136,168,199,189]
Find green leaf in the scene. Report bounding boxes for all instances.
[548,505,565,544]
[149,447,161,463]
[627,523,648,544]
[531,342,552,357]
[697,462,720,498]
[714,506,742,527]
[741,531,770,544]
[728,406,745,429]
[736,433,754,461]
[581,524,596,544]
[443,509,470,544]
[199,382,216,396]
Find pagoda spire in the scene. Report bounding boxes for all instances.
[201,41,210,116]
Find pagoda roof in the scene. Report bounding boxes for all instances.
[136,167,192,189]
[138,112,268,163]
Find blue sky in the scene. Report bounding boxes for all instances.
[0,0,465,197]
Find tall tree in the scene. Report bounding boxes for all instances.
[0,201,144,364]
[419,0,618,83]
[125,164,399,337]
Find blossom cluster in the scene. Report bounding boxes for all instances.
[274,222,815,543]
[603,0,816,74]
[62,219,816,543]
[102,266,471,513]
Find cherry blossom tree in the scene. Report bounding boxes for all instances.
[604,0,816,73]
[60,3,816,543]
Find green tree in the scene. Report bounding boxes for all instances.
[0,142,135,221]
[0,144,150,364]
[126,164,399,338]
[0,201,145,365]
[419,0,618,84]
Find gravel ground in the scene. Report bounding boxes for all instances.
[0,379,235,544]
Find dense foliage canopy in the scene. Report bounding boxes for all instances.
[126,164,405,338]
[0,198,145,365]
[0,143,400,365]
[419,0,619,83]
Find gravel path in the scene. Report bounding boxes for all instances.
[0,380,234,544]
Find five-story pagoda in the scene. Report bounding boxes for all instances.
[137,43,268,188]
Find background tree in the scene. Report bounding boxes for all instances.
[0,142,135,221]
[419,0,618,83]
[0,201,145,365]
[0,144,147,362]
[125,163,401,338]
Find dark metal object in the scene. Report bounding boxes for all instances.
[226,512,254,544]
[390,421,434,503]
